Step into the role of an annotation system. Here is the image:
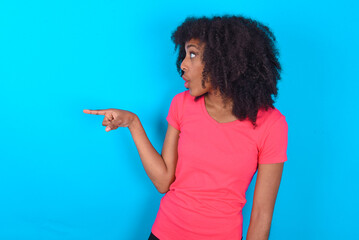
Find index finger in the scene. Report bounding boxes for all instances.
[83,109,108,115]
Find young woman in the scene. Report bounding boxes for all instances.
[84,15,288,240]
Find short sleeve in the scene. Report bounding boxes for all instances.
[258,116,288,164]
[166,93,183,131]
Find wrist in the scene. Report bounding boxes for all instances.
[128,114,139,130]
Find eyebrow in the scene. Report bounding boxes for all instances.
[185,44,199,50]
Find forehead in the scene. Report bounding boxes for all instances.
[185,39,204,49]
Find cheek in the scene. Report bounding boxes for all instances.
[194,68,204,82]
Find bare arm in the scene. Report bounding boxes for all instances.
[129,116,179,193]
[83,109,179,193]
[246,162,284,240]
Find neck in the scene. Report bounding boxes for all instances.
[205,89,233,110]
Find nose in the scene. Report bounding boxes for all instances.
[180,58,188,72]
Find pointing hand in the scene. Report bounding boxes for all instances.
[83,108,136,131]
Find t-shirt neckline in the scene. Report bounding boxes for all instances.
[200,95,240,126]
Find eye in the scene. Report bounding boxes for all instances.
[190,52,196,59]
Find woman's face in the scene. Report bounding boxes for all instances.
[181,39,212,97]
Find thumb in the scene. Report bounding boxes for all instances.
[105,126,112,132]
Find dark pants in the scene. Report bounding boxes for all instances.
[148,232,159,240]
[148,232,243,239]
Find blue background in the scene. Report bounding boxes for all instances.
[1,0,358,239]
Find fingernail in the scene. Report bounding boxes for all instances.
[106,127,111,131]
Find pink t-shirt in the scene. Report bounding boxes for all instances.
[152,91,288,239]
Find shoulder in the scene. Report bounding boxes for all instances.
[167,91,195,130]
[172,90,192,101]
[170,90,195,106]
[255,107,287,134]
[257,107,286,125]
[256,107,289,163]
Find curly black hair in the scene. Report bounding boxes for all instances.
[171,15,282,129]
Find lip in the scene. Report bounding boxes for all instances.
[183,76,190,88]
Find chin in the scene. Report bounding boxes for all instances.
[188,89,199,97]
[188,89,206,97]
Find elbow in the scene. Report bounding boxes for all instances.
[156,183,170,194]
[156,176,175,194]
[157,187,169,194]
